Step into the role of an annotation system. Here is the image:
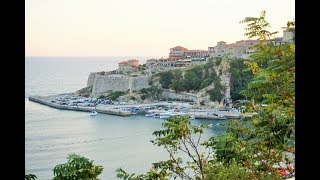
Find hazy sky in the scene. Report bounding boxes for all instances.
[25,0,295,57]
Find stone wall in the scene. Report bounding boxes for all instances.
[91,74,130,96]
[131,76,151,91]
[87,73,96,87]
[90,74,151,97]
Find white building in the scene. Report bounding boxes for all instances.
[282,27,294,43]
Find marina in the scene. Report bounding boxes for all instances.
[28,94,245,120]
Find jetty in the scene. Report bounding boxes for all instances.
[28,95,131,116]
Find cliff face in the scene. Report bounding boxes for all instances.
[218,59,231,99]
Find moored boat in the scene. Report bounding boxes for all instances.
[145,112,156,117]
[159,113,172,119]
[90,111,98,116]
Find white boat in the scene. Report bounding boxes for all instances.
[90,111,98,116]
[208,124,213,127]
[188,115,196,120]
[153,113,160,118]
[145,112,156,117]
[212,113,227,120]
[160,113,172,119]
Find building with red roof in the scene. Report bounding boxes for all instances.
[118,59,140,72]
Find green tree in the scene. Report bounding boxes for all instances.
[220,11,295,177]
[116,11,294,179]
[25,174,37,180]
[116,116,213,179]
[107,91,127,101]
[53,153,103,180]
[229,58,254,100]
[158,70,182,89]
[116,116,281,179]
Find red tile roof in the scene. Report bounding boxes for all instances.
[119,61,128,64]
[185,50,208,52]
[128,59,139,62]
[170,46,188,50]
[227,43,238,47]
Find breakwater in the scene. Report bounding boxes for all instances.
[28,96,131,116]
[28,95,245,119]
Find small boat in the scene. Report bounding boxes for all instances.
[160,113,172,119]
[188,115,196,120]
[145,112,156,117]
[90,111,98,116]
[153,113,160,118]
[208,124,213,127]
[216,123,220,126]
[212,113,227,120]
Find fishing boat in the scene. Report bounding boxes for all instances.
[212,113,227,120]
[188,115,196,120]
[153,113,160,118]
[160,113,172,119]
[145,112,156,117]
[90,111,98,116]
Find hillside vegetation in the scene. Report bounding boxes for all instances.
[152,58,222,93]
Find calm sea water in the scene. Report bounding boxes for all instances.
[25,57,229,179]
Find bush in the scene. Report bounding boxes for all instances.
[25,174,37,180]
[98,95,105,99]
[229,58,254,100]
[107,91,126,101]
[214,57,223,66]
[207,88,224,103]
[53,154,103,180]
[141,94,147,100]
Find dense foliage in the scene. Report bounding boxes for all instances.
[206,77,225,103]
[25,174,37,180]
[116,116,282,179]
[53,154,103,180]
[157,69,183,89]
[116,11,295,179]
[107,91,127,101]
[229,58,254,100]
[154,59,223,94]
[140,85,163,100]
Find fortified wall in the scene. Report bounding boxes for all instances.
[87,72,96,87]
[88,73,151,97]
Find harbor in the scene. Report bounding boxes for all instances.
[28,94,246,120]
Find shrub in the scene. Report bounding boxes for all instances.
[53,154,103,180]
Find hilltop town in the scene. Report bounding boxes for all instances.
[81,28,293,106]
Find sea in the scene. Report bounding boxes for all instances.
[25,56,229,179]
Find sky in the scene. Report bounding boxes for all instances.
[25,0,295,57]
